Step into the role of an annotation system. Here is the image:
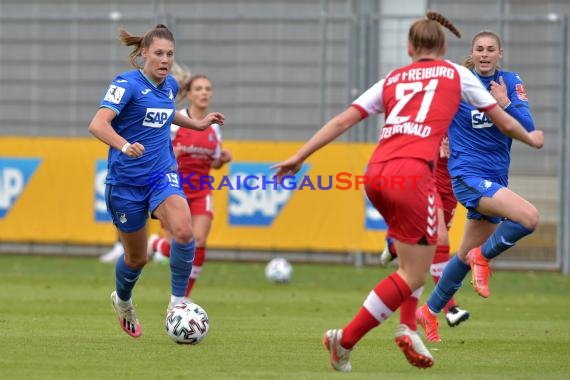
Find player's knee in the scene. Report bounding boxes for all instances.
[521,205,539,231]
[125,254,147,269]
[170,224,194,244]
[399,270,428,290]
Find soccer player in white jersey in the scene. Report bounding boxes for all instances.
[273,12,542,371]
[88,24,224,338]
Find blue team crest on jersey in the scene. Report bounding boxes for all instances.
[228,162,310,226]
[364,191,387,230]
[0,158,41,219]
[94,159,112,222]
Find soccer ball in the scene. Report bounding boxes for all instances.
[165,301,210,344]
[265,257,293,283]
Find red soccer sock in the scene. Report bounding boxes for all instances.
[155,238,171,258]
[431,245,456,312]
[400,286,423,330]
[185,247,206,298]
[341,272,411,349]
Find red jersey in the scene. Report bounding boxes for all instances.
[352,60,497,166]
[171,108,222,198]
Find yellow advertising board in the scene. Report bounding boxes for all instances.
[0,137,466,252]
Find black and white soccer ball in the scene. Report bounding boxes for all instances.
[265,257,293,283]
[165,301,210,344]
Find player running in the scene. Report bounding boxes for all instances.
[88,24,224,338]
[416,30,543,342]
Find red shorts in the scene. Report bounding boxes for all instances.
[365,158,438,245]
[434,157,457,229]
[187,194,213,218]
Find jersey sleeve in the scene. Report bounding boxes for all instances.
[504,72,535,132]
[351,79,386,118]
[170,124,181,141]
[99,75,133,115]
[212,124,222,160]
[453,64,497,112]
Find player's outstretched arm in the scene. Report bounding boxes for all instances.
[174,112,225,131]
[271,106,362,180]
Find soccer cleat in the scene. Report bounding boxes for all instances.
[416,304,441,343]
[445,306,470,327]
[394,324,434,369]
[153,251,169,263]
[167,298,190,314]
[379,237,397,267]
[323,329,352,372]
[111,291,142,338]
[147,234,160,260]
[99,241,124,263]
[468,246,492,298]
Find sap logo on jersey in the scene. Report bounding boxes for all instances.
[228,162,310,226]
[142,108,174,128]
[0,158,41,219]
[364,192,387,230]
[94,159,112,222]
[471,110,494,129]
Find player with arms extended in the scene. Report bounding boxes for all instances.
[416,30,542,341]
[88,24,224,338]
[273,12,543,371]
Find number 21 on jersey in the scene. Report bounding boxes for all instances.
[385,79,438,125]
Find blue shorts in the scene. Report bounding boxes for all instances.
[105,173,186,232]
[452,175,507,224]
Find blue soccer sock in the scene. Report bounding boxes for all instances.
[481,220,533,260]
[427,254,470,314]
[170,239,195,297]
[115,254,142,301]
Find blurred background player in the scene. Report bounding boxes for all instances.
[416,30,543,342]
[379,136,470,331]
[148,69,232,300]
[88,24,224,338]
[272,11,540,372]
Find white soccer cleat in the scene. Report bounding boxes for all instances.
[394,324,434,369]
[99,242,124,263]
[445,306,470,327]
[153,251,169,263]
[379,237,397,267]
[167,298,191,314]
[323,329,352,372]
[146,234,160,260]
[379,246,397,267]
[111,291,142,338]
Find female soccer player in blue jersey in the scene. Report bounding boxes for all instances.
[417,30,544,342]
[88,24,224,338]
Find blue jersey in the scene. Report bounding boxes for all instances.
[448,70,535,178]
[100,69,179,186]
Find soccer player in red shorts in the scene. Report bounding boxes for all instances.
[273,11,539,371]
[149,72,232,300]
[380,136,469,338]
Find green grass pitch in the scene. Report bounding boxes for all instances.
[0,255,569,379]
